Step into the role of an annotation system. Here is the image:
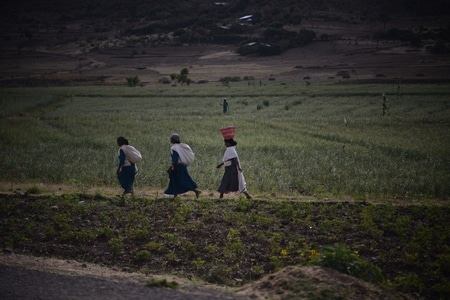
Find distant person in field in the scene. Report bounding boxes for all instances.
[221,98,229,114]
[116,136,138,196]
[216,138,252,199]
[164,133,201,198]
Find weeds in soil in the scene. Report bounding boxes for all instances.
[26,186,44,195]
[0,194,449,299]
[305,243,384,284]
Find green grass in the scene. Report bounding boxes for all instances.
[0,82,449,200]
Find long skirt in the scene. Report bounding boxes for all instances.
[164,164,198,195]
[217,158,247,194]
[117,165,137,193]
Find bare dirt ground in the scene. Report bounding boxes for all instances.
[0,252,246,300]
[3,40,450,87]
[1,18,450,87]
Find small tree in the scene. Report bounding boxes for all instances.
[220,77,231,87]
[125,76,140,87]
[170,68,192,85]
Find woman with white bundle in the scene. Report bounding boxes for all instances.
[164,133,201,198]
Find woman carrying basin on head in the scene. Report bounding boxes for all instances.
[216,130,252,199]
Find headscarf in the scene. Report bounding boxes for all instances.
[224,138,237,146]
[171,133,180,143]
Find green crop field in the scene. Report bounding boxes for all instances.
[1,81,449,201]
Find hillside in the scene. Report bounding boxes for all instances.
[1,0,450,86]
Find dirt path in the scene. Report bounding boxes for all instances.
[0,253,247,300]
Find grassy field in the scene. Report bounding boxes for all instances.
[1,81,449,200]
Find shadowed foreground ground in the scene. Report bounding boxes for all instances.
[0,254,245,300]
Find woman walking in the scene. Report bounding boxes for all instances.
[116,136,138,196]
[216,138,252,199]
[164,134,201,198]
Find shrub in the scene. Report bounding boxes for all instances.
[204,264,229,284]
[306,244,384,284]
[26,186,43,194]
[146,241,165,253]
[220,77,231,86]
[125,76,140,87]
[170,68,192,85]
[296,29,316,46]
[108,237,124,255]
[158,78,171,84]
[392,272,424,294]
[134,250,151,262]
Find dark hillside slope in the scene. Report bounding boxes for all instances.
[1,0,449,85]
[2,0,449,39]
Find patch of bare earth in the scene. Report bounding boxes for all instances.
[0,253,246,299]
[236,266,413,300]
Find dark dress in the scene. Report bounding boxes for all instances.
[117,149,137,193]
[223,100,229,113]
[217,158,240,193]
[164,150,198,195]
